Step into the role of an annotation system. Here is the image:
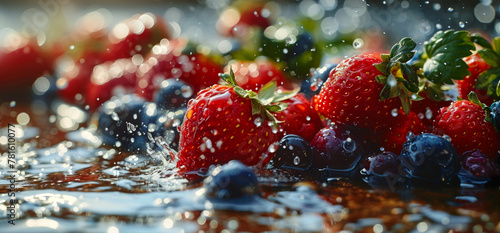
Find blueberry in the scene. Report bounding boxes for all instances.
[300,63,336,100]
[271,134,313,171]
[490,101,500,132]
[154,79,193,111]
[97,95,166,152]
[203,160,259,200]
[310,125,365,177]
[400,133,460,184]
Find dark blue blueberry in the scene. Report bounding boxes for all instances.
[300,63,336,100]
[97,95,166,153]
[284,33,314,62]
[154,79,193,111]
[203,160,259,200]
[400,133,460,184]
[310,125,365,177]
[271,134,313,171]
[490,101,500,132]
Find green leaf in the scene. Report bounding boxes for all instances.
[264,104,285,112]
[468,91,481,106]
[471,34,493,50]
[374,62,389,75]
[375,75,387,84]
[234,86,248,98]
[389,37,417,64]
[272,89,299,103]
[477,49,500,67]
[257,81,277,105]
[475,67,500,89]
[497,81,500,97]
[423,30,475,84]
[401,63,418,86]
[399,93,411,115]
[251,99,262,115]
[494,37,500,52]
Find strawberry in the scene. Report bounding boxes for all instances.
[0,33,53,94]
[86,58,139,111]
[216,0,274,38]
[433,92,500,159]
[375,109,427,154]
[176,70,297,177]
[275,93,322,142]
[135,38,223,100]
[411,85,453,127]
[455,53,493,105]
[101,13,171,62]
[225,58,295,92]
[56,51,103,106]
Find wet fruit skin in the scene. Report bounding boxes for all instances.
[97,95,166,152]
[86,58,138,111]
[177,84,280,175]
[456,54,494,106]
[433,99,500,159]
[154,79,194,111]
[364,151,400,177]
[135,39,223,101]
[226,58,294,92]
[101,13,171,62]
[275,94,323,142]
[300,63,337,100]
[203,160,259,200]
[0,39,53,93]
[312,53,400,130]
[400,133,460,183]
[375,109,427,154]
[310,126,364,174]
[271,134,313,170]
[460,149,500,179]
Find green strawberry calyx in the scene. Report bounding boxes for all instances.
[471,35,500,100]
[423,30,476,85]
[219,68,299,126]
[374,37,420,115]
[466,91,494,124]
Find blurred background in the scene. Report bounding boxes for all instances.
[0,0,498,48]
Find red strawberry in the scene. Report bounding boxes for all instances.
[216,1,274,38]
[456,53,493,105]
[0,33,53,93]
[433,93,500,158]
[312,53,401,130]
[375,109,427,154]
[226,58,295,91]
[135,38,223,100]
[101,13,170,62]
[176,71,296,177]
[411,89,452,127]
[56,51,103,105]
[275,93,322,142]
[86,58,139,111]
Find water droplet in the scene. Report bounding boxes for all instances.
[254,117,263,127]
[126,122,137,133]
[283,48,288,54]
[459,21,465,28]
[10,101,16,107]
[306,116,311,121]
[342,137,356,153]
[268,141,280,153]
[111,112,120,121]
[442,134,452,142]
[448,7,453,12]
[293,156,301,165]
[425,107,433,120]
[406,131,416,140]
[181,85,193,98]
[391,108,399,117]
[353,38,364,49]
